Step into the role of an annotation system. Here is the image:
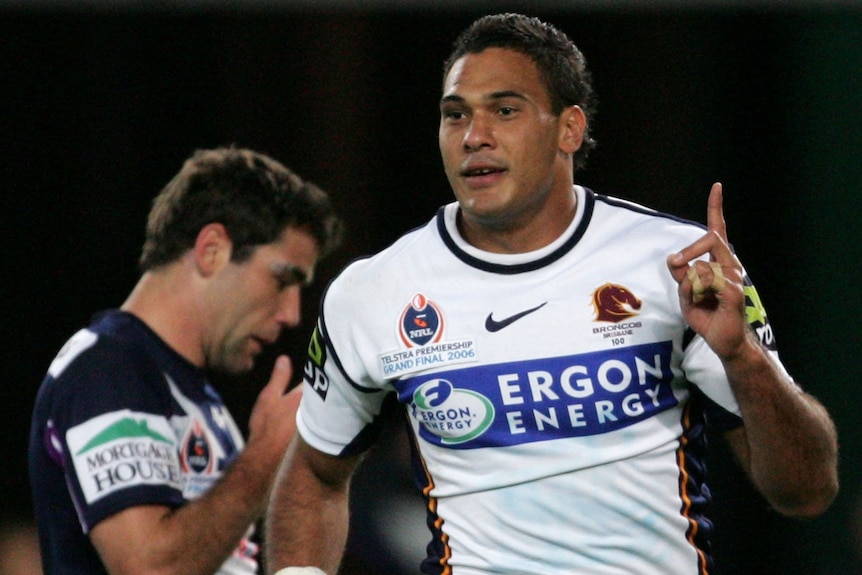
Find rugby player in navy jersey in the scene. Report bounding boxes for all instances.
[29,147,342,575]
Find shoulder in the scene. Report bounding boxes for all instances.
[326,211,443,294]
[47,318,157,388]
[36,314,170,428]
[593,191,704,230]
[585,189,708,249]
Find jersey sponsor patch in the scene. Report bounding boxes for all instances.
[742,278,777,351]
[67,410,181,504]
[305,327,330,400]
[398,341,677,448]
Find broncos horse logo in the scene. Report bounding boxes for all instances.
[592,283,642,323]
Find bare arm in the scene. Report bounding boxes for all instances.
[90,355,302,575]
[264,435,361,575]
[666,183,838,518]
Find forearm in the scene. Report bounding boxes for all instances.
[265,439,354,575]
[723,332,838,517]
[94,442,282,575]
[265,473,350,574]
[171,442,281,561]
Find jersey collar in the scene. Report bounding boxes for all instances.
[436,186,595,274]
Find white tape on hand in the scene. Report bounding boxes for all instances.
[272,568,328,575]
[688,262,726,303]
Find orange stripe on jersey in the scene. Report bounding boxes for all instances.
[677,401,711,575]
[416,436,453,575]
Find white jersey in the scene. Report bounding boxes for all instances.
[298,186,782,575]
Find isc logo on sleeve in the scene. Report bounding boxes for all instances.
[67,410,182,504]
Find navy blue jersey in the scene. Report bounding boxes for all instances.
[29,310,256,574]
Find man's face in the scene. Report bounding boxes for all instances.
[439,47,568,232]
[204,226,320,375]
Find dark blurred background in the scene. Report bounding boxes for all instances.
[3,1,861,574]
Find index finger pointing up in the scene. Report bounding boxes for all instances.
[708,182,728,243]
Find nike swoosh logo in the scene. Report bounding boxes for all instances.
[485,302,548,332]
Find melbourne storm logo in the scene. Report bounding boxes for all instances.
[411,379,495,445]
[399,293,444,347]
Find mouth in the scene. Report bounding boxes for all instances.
[248,335,274,355]
[460,164,507,187]
[247,338,263,356]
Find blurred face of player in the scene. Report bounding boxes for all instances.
[439,48,576,241]
[205,227,319,374]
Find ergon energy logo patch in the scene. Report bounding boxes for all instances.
[411,379,495,445]
[400,341,677,449]
[67,410,181,503]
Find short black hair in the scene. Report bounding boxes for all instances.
[444,13,597,171]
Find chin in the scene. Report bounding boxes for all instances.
[212,355,256,377]
[237,356,258,374]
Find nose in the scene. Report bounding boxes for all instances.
[275,286,302,328]
[463,113,495,151]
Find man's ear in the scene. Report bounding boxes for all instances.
[559,105,587,155]
[193,223,232,276]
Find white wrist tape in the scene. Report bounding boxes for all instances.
[272,568,327,575]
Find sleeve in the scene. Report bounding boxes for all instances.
[47,331,185,533]
[681,270,791,431]
[297,272,392,457]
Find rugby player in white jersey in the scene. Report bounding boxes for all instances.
[266,13,838,575]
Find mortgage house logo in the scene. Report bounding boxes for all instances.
[68,410,181,504]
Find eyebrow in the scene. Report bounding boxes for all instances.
[270,262,311,286]
[440,90,528,107]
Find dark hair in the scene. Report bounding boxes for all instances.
[443,13,597,171]
[139,146,343,271]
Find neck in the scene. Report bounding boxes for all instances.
[120,265,205,366]
[459,183,577,254]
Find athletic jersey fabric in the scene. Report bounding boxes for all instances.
[29,310,257,575]
[298,186,785,575]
